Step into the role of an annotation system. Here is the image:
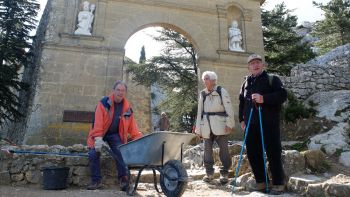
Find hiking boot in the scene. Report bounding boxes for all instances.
[219,174,229,184]
[119,176,129,192]
[202,174,214,182]
[269,185,284,195]
[86,181,103,190]
[248,182,267,192]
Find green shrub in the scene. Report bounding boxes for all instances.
[334,148,344,157]
[334,106,350,117]
[290,139,310,152]
[282,91,317,123]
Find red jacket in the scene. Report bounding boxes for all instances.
[87,93,143,148]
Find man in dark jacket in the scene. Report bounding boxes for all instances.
[238,54,287,195]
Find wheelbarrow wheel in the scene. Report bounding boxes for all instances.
[160,160,188,197]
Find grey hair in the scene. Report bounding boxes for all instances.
[201,71,218,81]
[113,80,128,91]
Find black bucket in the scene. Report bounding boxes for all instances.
[42,166,70,190]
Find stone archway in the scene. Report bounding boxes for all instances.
[23,0,265,145]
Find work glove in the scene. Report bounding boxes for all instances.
[94,137,104,152]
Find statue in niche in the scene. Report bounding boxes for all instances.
[228,20,244,52]
[74,1,95,36]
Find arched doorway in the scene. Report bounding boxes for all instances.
[123,25,199,133]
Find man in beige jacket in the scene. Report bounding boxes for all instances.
[195,71,235,184]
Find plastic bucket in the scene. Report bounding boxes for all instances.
[42,166,70,190]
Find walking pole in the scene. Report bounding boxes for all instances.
[231,107,253,193]
[258,105,269,193]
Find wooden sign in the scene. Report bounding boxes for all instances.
[63,110,94,123]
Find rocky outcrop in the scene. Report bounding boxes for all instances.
[305,90,350,167]
[308,123,350,155]
[339,152,350,167]
[305,90,350,123]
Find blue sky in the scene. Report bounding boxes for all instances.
[37,0,331,62]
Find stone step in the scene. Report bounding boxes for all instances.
[287,174,325,194]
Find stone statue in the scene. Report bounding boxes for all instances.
[74,1,95,36]
[228,20,244,52]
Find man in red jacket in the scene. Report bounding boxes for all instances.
[86,80,143,191]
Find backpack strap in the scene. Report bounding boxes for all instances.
[241,77,248,97]
[201,90,206,119]
[268,74,274,87]
[216,86,223,105]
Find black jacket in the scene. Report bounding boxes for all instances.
[238,71,287,126]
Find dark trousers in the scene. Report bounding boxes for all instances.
[203,134,231,176]
[246,123,285,185]
[88,133,127,183]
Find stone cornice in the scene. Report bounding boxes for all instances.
[198,51,251,68]
[42,42,124,56]
[107,0,218,15]
[59,33,105,41]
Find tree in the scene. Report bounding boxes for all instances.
[312,0,350,54]
[0,1,39,135]
[127,28,198,132]
[262,3,315,75]
[139,45,146,64]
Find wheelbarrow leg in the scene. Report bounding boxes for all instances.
[152,168,162,193]
[127,167,145,196]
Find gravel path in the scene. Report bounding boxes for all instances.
[0,184,297,197]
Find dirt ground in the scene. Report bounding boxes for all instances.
[0,182,297,197]
[0,186,295,197]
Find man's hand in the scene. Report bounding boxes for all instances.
[94,137,104,152]
[225,126,233,133]
[240,121,246,131]
[252,93,264,104]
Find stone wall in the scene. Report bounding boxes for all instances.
[282,44,350,99]
[0,145,113,187]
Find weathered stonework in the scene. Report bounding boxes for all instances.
[282,44,350,100]
[24,0,265,145]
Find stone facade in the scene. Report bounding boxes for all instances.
[282,44,350,100]
[24,0,265,145]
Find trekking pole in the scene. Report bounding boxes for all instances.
[231,107,253,193]
[258,105,269,193]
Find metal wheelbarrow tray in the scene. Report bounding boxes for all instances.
[119,131,195,197]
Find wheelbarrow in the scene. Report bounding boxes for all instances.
[119,131,195,197]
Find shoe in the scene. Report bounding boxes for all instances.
[119,176,129,192]
[86,181,103,190]
[269,185,284,195]
[219,174,229,184]
[202,174,214,182]
[249,182,267,192]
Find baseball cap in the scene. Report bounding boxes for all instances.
[247,54,262,63]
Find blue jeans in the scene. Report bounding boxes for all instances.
[88,133,127,183]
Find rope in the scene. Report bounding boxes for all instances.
[7,150,88,157]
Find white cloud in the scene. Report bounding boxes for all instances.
[263,0,331,24]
